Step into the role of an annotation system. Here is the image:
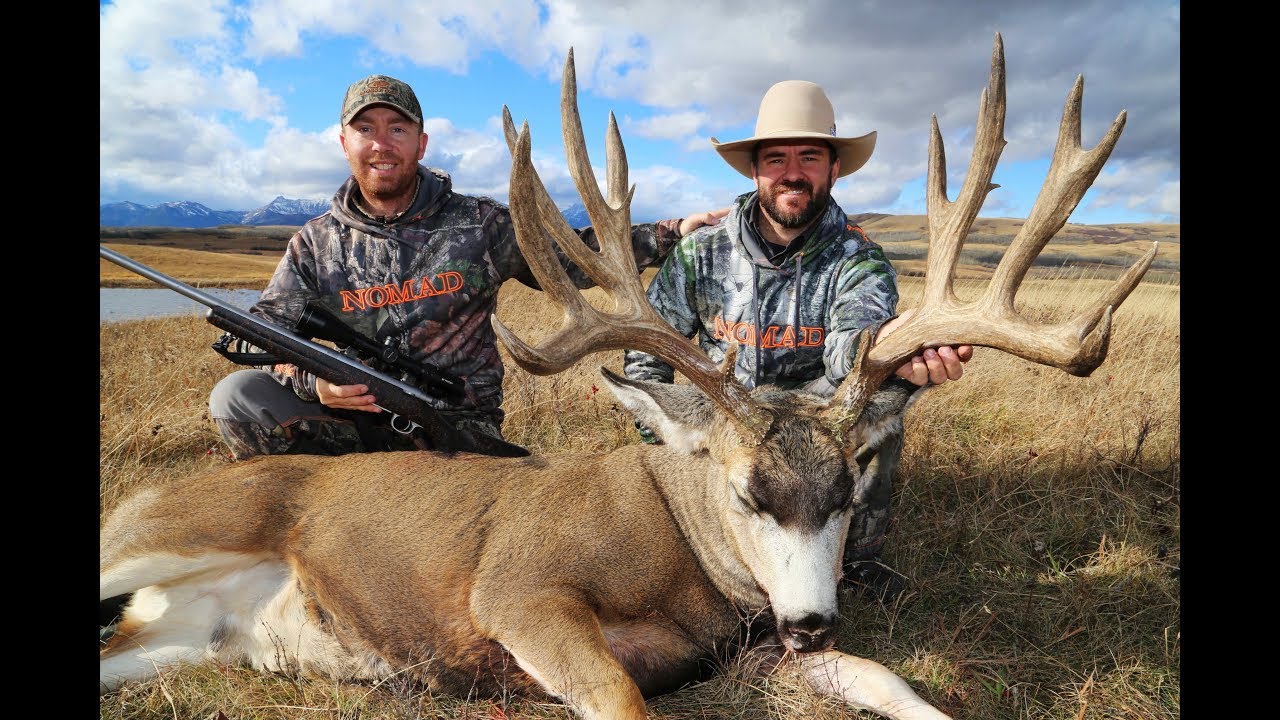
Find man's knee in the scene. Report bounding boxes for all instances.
[209,369,327,460]
[215,416,368,459]
[210,369,299,425]
[210,369,265,421]
[452,414,505,443]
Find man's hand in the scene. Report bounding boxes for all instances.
[875,309,974,386]
[679,207,731,236]
[316,378,382,413]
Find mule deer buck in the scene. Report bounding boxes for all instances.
[100,34,1155,720]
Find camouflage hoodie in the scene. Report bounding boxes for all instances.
[623,191,898,394]
[252,165,682,425]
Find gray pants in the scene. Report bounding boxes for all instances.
[845,429,902,565]
[208,369,502,459]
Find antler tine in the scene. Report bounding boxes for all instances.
[922,33,1008,309]
[558,48,644,293]
[500,107,572,240]
[824,33,1157,430]
[499,104,610,293]
[980,75,1137,349]
[493,50,773,443]
[604,110,628,209]
[982,76,1126,307]
[493,124,597,372]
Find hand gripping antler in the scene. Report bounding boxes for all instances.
[825,33,1158,432]
[491,49,773,443]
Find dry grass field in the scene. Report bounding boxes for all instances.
[99,224,1180,719]
[100,216,1180,289]
[850,214,1180,286]
[100,243,285,289]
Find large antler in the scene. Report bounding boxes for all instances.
[491,49,773,443]
[825,33,1158,432]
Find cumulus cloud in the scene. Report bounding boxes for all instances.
[624,112,712,142]
[101,0,1178,223]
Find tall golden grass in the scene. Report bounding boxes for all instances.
[99,269,1179,719]
[100,242,282,289]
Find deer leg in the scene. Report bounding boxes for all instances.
[100,558,299,693]
[796,650,952,720]
[99,584,219,692]
[480,595,648,720]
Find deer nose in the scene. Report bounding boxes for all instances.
[778,612,837,653]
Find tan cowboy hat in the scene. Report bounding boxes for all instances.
[711,80,876,179]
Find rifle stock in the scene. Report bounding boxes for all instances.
[99,245,529,458]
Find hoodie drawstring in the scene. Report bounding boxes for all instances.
[792,253,804,342]
[751,263,761,389]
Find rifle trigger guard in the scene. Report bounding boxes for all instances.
[385,410,420,436]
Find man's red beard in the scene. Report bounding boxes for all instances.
[359,161,416,199]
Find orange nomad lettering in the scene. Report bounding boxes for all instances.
[713,317,824,348]
[338,272,465,311]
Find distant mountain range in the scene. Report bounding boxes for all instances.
[100,197,598,229]
[100,197,333,228]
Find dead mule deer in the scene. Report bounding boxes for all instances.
[100,35,1155,720]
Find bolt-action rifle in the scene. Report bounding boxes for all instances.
[99,245,529,458]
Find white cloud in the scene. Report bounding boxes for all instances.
[624,112,711,141]
[100,0,232,64]
[1087,157,1181,222]
[101,0,1178,223]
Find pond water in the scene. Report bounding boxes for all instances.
[100,288,262,324]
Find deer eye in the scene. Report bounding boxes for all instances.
[731,486,760,515]
[836,490,855,514]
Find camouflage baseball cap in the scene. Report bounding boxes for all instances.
[340,74,423,126]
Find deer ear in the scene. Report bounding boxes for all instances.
[599,368,717,453]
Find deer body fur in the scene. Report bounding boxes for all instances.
[101,378,947,720]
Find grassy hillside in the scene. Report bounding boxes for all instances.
[100,243,283,289]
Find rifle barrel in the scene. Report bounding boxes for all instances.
[100,245,436,405]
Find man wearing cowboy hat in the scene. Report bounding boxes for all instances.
[623,79,971,598]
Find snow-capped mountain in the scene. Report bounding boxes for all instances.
[100,196,330,228]
[560,202,591,229]
[98,201,244,228]
[102,196,594,229]
[239,196,331,226]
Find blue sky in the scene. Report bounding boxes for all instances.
[100,0,1180,225]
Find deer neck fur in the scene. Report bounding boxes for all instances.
[642,445,770,610]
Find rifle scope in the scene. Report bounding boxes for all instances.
[296,301,466,401]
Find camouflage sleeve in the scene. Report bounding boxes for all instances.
[622,235,700,384]
[820,244,900,387]
[579,217,684,269]
[487,199,683,289]
[246,230,324,402]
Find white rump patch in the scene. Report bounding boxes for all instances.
[101,551,385,691]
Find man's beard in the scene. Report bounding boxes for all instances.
[360,164,417,200]
[759,179,831,229]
